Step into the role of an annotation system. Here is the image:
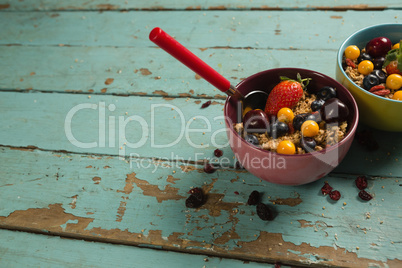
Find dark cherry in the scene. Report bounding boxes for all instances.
[320,98,349,123]
[293,113,308,131]
[311,99,325,112]
[321,182,333,195]
[317,86,337,101]
[247,190,260,205]
[300,137,317,152]
[270,121,289,138]
[366,37,392,58]
[372,56,385,70]
[243,109,270,133]
[371,69,387,84]
[245,134,260,146]
[357,52,372,63]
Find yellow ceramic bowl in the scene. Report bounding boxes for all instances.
[336,24,402,132]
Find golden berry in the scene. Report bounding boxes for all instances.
[358,60,374,75]
[301,120,319,137]
[277,140,296,155]
[277,107,294,123]
[344,45,360,60]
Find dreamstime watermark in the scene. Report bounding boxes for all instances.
[64,101,343,172]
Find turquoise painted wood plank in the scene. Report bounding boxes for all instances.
[0,230,280,268]
[0,0,401,11]
[0,46,339,96]
[1,91,402,178]
[0,147,400,267]
[0,10,401,50]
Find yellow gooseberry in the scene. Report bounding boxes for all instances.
[277,140,296,155]
[392,43,400,50]
[392,90,402,101]
[301,120,319,137]
[277,107,294,123]
[386,74,402,90]
[344,45,360,60]
[357,60,374,75]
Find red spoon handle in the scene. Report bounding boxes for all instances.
[149,27,231,93]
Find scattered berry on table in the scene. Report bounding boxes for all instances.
[201,100,212,108]
[214,148,223,157]
[276,140,296,155]
[355,176,368,190]
[256,203,274,221]
[185,188,206,208]
[188,187,203,195]
[329,190,341,201]
[358,190,373,201]
[204,162,216,174]
[321,182,333,195]
[247,190,260,205]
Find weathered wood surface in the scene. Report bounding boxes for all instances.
[1,2,402,268]
[0,0,401,11]
[0,146,401,267]
[0,10,401,97]
[0,229,281,268]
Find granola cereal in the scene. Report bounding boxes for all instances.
[235,91,348,154]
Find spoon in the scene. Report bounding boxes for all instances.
[149,27,268,119]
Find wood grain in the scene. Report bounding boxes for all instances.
[0,146,400,267]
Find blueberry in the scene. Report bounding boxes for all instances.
[362,74,379,90]
[300,137,317,152]
[270,121,289,138]
[357,52,372,63]
[305,112,322,123]
[317,86,337,101]
[371,69,386,84]
[293,113,308,131]
[245,134,259,146]
[372,56,385,70]
[311,99,325,112]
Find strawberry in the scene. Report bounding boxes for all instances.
[264,73,311,116]
[383,40,402,75]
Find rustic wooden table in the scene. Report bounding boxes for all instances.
[1,1,401,267]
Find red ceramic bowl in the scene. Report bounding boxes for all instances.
[224,68,359,185]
